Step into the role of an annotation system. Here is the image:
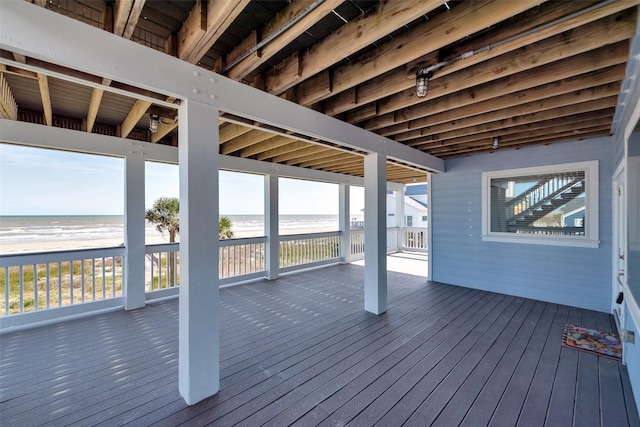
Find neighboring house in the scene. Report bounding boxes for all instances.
[386,184,428,228]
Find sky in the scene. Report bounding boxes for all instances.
[0,143,365,216]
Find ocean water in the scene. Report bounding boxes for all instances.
[0,214,343,244]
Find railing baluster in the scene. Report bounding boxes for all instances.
[32,264,37,312]
[45,263,50,309]
[69,261,74,305]
[4,267,9,316]
[92,259,96,301]
[57,261,62,307]
[81,259,85,303]
[102,257,106,299]
[19,265,24,313]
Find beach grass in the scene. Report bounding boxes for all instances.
[2,236,340,316]
[0,258,123,316]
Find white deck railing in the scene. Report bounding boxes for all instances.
[1,227,428,323]
[219,237,267,284]
[0,247,125,316]
[403,227,429,252]
[349,227,403,260]
[279,231,341,273]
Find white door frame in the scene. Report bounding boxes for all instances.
[612,161,627,330]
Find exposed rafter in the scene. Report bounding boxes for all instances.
[178,0,250,64]
[114,0,146,39]
[0,72,18,120]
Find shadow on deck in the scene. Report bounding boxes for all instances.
[1,262,638,426]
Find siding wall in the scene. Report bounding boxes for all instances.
[431,137,613,312]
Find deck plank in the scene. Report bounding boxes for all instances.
[0,262,637,427]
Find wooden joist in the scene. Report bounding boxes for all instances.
[114,0,146,39]
[405,85,620,146]
[0,73,18,120]
[120,99,152,138]
[225,0,342,81]
[37,73,52,126]
[178,0,250,64]
[363,39,631,132]
[297,0,544,107]
[264,0,444,95]
[341,8,636,124]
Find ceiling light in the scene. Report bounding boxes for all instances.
[149,114,159,133]
[492,136,501,150]
[415,69,433,98]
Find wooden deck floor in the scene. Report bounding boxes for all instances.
[1,263,638,426]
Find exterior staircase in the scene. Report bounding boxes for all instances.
[505,176,585,232]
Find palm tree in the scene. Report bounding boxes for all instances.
[219,215,234,240]
[146,197,235,286]
[145,197,180,243]
[145,197,180,287]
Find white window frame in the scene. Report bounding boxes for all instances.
[481,160,599,248]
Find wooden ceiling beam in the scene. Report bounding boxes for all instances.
[297,0,544,107]
[86,77,112,133]
[270,144,328,164]
[346,9,636,126]
[241,136,295,158]
[253,139,309,161]
[220,130,275,155]
[120,99,152,138]
[219,122,252,143]
[405,84,620,146]
[36,73,52,126]
[435,127,611,158]
[114,0,146,39]
[374,9,636,117]
[285,148,344,166]
[178,0,250,64]
[434,0,637,81]
[89,3,137,134]
[294,153,361,169]
[224,0,342,81]
[264,0,443,95]
[363,40,630,132]
[420,107,615,151]
[328,1,635,117]
[411,95,618,148]
[386,64,626,139]
[0,72,18,120]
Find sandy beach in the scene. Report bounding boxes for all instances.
[1,226,340,255]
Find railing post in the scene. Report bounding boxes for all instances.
[124,154,146,310]
[339,183,351,264]
[265,174,279,280]
[395,186,405,252]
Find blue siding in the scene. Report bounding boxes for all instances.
[432,137,613,312]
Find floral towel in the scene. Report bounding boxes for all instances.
[561,323,622,360]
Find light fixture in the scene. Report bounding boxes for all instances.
[149,114,159,133]
[415,69,433,98]
[492,136,501,150]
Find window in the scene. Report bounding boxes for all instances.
[482,161,599,248]
[406,216,413,227]
[422,215,428,222]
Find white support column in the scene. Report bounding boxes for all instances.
[339,183,351,264]
[395,185,405,251]
[124,155,146,310]
[265,174,279,280]
[364,153,387,315]
[178,99,220,405]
